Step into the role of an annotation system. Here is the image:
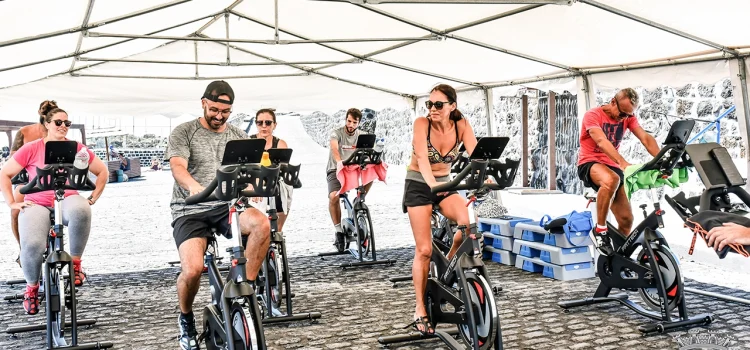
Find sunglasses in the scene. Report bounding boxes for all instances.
[614,98,634,119]
[425,100,452,110]
[256,120,274,127]
[51,119,72,127]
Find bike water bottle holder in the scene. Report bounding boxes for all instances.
[487,158,520,189]
[465,159,489,189]
[68,166,92,189]
[280,163,301,187]
[33,166,60,191]
[240,164,280,198]
[215,165,240,201]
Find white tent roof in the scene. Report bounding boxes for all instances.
[1,0,749,117]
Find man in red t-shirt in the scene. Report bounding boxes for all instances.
[577,88,660,250]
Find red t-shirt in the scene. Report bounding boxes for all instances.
[577,107,641,168]
[12,139,95,207]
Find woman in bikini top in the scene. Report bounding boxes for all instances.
[401,84,481,336]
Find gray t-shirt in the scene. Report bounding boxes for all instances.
[327,126,361,172]
[168,119,248,221]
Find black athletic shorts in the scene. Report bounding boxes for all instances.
[577,162,624,192]
[172,206,231,249]
[402,180,457,213]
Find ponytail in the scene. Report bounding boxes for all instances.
[450,109,463,121]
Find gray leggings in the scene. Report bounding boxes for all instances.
[19,195,92,285]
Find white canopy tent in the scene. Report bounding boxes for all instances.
[1,0,749,142]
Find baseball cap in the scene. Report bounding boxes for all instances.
[202,80,234,105]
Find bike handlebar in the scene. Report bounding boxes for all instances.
[431,158,519,193]
[637,143,689,175]
[341,148,382,167]
[19,165,96,195]
[184,164,281,205]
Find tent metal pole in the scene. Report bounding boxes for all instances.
[70,73,311,80]
[579,0,739,57]
[415,53,750,98]
[274,0,280,43]
[314,0,572,4]
[313,4,543,72]
[230,10,480,87]
[77,57,362,66]
[548,91,556,190]
[355,4,575,72]
[0,14,217,74]
[86,32,439,44]
[0,0,190,48]
[199,34,414,98]
[522,94,529,187]
[195,0,244,35]
[194,41,199,78]
[484,87,496,136]
[737,57,750,189]
[68,0,96,72]
[225,13,231,64]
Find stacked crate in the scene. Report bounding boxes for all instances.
[511,220,596,280]
[478,216,534,266]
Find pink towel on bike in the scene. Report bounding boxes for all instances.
[336,162,388,195]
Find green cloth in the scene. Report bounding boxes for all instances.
[623,164,689,200]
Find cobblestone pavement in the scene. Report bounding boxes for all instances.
[2,247,750,349]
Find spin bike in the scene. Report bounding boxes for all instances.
[379,137,517,350]
[555,120,714,333]
[665,142,750,259]
[318,134,395,268]
[184,139,269,350]
[255,148,322,324]
[3,141,113,350]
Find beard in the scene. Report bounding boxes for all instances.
[203,110,227,130]
[345,126,356,134]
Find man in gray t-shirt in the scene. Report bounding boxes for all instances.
[167,81,271,350]
[326,108,373,251]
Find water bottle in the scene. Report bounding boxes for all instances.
[374,138,385,153]
[74,147,89,169]
[260,151,271,167]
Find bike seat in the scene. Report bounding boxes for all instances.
[543,217,568,233]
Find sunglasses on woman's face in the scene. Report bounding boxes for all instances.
[256,120,273,126]
[425,100,451,110]
[51,119,72,127]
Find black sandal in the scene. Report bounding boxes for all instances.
[405,316,434,336]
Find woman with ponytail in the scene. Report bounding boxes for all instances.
[8,100,58,267]
[401,84,480,335]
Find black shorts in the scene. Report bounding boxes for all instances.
[402,180,457,213]
[326,171,341,194]
[577,162,624,192]
[172,206,231,249]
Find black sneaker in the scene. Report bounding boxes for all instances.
[178,313,200,350]
[593,229,615,256]
[333,231,345,253]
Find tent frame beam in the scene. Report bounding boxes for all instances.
[0,13,220,74]
[312,0,572,4]
[70,73,311,80]
[77,57,363,66]
[355,4,576,72]
[196,34,414,98]
[86,31,441,45]
[418,53,750,98]
[0,0,191,48]
[68,0,96,72]
[580,0,740,57]
[312,4,544,72]
[230,10,481,87]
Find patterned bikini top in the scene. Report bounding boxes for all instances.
[419,118,460,164]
